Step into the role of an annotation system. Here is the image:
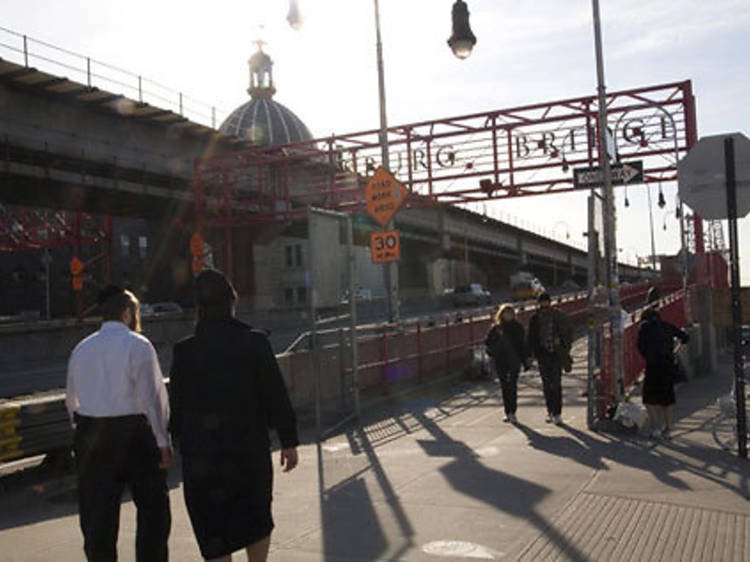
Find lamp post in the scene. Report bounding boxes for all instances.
[553,220,571,241]
[646,183,658,270]
[590,0,624,402]
[289,0,475,323]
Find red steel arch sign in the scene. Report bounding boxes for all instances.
[194,80,696,226]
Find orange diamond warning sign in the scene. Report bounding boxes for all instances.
[370,230,400,264]
[365,167,408,227]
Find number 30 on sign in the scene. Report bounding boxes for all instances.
[370,230,400,263]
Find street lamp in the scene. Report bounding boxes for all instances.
[287,1,475,322]
[287,0,303,30]
[447,0,477,59]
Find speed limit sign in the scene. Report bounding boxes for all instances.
[370,230,400,263]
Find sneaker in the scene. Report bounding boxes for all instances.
[503,415,512,423]
[545,414,554,423]
[508,413,518,424]
[553,415,564,426]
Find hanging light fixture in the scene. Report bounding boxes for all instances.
[657,188,666,208]
[447,0,476,59]
[624,186,629,207]
[287,0,303,30]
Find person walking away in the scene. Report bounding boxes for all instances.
[485,304,528,423]
[169,269,299,562]
[637,299,689,440]
[66,285,172,562]
[527,292,573,425]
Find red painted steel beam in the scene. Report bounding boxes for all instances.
[194,81,696,228]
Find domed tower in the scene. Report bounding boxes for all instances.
[219,42,313,147]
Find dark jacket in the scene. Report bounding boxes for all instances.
[168,317,298,558]
[527,308,573,364]
[637,308,689,375]
[485,319,527,370]
[169,317,298,455]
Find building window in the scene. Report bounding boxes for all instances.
[295,244,303,267]
[138,236,148,259]
[120,234,131,257]
[296,286,307,305]
[284,287,294,305]
[285,246,293,268]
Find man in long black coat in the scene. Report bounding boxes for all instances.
[169,270,299,561]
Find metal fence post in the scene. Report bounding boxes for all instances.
[416,322,423,384]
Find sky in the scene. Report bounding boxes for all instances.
[2,0,749,281]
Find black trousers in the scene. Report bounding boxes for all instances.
[73,414,170,562]
[538,359,563,416]
[495,363,520,415]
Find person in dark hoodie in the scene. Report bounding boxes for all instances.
[485,303,528,423]
[637,287,689,440]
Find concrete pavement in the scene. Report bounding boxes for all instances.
[0,339,748,561]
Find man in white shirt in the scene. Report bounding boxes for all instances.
[66,285,172,562]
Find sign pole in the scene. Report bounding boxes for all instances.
[591,0,624,402]
[586,194,598,429]
[724,136,747,459]
[373,0,399,324]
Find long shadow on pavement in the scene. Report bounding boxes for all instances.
[409,409,589,562]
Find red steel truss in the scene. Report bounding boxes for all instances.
[0,205,110,254]
[194,80,701,243]
[0,204,112,318]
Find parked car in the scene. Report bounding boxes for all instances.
[452,283,492,307]
[140,302,183,317]
[560,279,581,293]
[341,287,373,304]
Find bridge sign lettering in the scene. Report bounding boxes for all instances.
[365,167,408,227]
[573,161,644,189]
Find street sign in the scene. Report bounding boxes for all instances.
[573,161,644,189]
[677,133,750,219]
[191,257,204,275]
[69,256,84,276]
[365,167,408,227]
[370,230,400,263]
[189,232,205,256]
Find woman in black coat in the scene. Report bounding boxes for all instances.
[485,303,528,423]
[637,306,689,440]
[169,270,299,561]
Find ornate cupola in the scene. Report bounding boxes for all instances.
[247,41,276,99]
[219,42,313,147]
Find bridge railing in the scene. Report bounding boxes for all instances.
[0,284,658,464]
[0,26,226,128]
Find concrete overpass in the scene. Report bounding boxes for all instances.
[0,55,650,313]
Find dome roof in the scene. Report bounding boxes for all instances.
[219,43,313,147]
[219,98,313,147]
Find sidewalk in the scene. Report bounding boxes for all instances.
[0,340,748,561]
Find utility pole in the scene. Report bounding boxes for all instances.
[591,0,624,400]
[374,0,399,323]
